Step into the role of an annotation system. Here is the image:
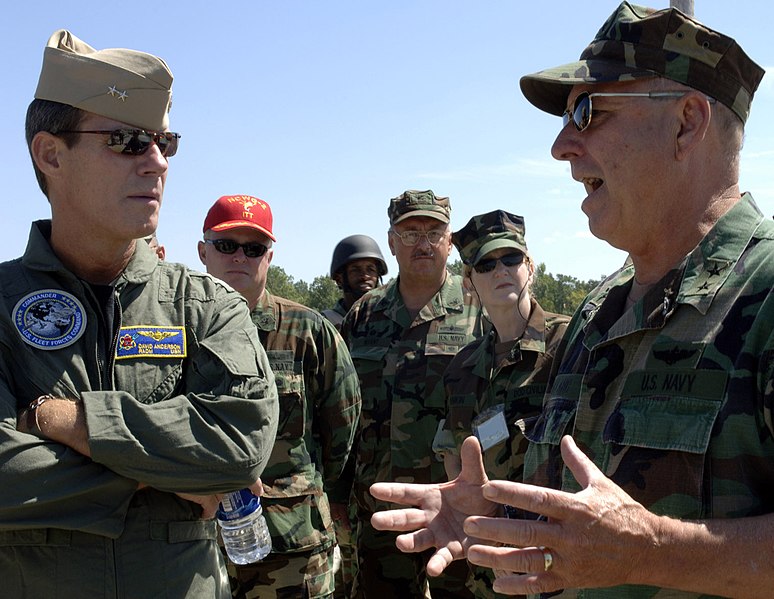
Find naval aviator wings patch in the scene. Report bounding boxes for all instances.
[116,325,187,359]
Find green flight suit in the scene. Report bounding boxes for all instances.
[0,220,278,599]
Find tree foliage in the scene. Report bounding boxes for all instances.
[268,261,605,316]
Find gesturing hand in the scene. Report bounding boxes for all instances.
[370,436,500,576]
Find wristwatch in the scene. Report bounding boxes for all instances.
[25,394,56,436]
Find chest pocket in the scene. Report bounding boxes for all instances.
[600,369,726,518]
[268,350,306,440]
[349,342,390,412]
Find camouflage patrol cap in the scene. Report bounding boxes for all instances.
[520,2,764,123]
[388,190,451,225]
[452,210,528,266]
[34,29,174,130]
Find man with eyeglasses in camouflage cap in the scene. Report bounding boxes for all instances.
[340,189,485,598]
[369,3,774,597]
[0,30,279,598]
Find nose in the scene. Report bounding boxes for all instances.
[551,120,583,162]
[231,247,249,262]
[138,141,169,176]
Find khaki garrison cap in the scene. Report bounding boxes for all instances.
[34,29,174,131]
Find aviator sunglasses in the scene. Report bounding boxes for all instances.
[473,252,525,274]
[58,128,181,157]
[563,91,690,132]
[204,239,269,258]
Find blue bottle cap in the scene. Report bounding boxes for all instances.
[216,489,261,521]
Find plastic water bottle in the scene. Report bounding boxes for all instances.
[217,489,272,564]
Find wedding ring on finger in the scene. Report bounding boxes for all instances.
[539,546,553,572]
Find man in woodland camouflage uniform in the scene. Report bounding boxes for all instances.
[341,190,485,598]
[199,195,361,598]
[370,4,774,598]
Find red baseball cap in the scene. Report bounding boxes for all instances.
[202,195,276,241]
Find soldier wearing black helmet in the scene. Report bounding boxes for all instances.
[322,235,388,329]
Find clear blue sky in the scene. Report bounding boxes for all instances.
[3,1,773,285]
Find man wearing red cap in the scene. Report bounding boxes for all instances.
[199,195,361,598]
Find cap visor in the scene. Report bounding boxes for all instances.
[210,221,277,242]
[393,210,450,225]
[520,59,658,116]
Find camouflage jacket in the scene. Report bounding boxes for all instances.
[438,299,569,483]
[252,291,361,553]
[525,194,774,599]
[341,272,485,513]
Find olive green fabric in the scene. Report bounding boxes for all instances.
[0,220,279,598]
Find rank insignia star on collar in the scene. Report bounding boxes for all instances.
[107,85,119,97]
[117,89,128,101]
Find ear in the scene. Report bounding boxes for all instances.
[157,245,166,261]
[674,92,712,161]
[31,131,65,180]
[197,240,207,265]
[388,231,396,256]
[266,248,274,266]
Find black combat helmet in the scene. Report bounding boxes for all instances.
[330,235,388,279]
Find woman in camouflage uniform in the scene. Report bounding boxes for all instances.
[433,210,569,598]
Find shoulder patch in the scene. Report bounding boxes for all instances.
[13,289,87,350]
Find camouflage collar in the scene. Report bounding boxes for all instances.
[583,193,768,347]
[376,271,466,321]
[251,291,277,331]
[464,298,548,373]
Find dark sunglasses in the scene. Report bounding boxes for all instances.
[58,128,181,157]
[562,91,688,132]
[473,252,525,274]
[204,238,269,258]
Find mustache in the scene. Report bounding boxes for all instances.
[411,250,434,259]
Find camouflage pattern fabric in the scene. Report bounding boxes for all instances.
[437,299,568,599]
[524,194,774,599]
[388,189,451,225]
[519,1,765,123]
[229,291,361,598]
[341,272,485,597]
[227,543,335,599]
[452,210,528,268]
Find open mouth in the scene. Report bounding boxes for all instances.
[582,177,604,193]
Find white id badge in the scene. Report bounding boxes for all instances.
[472,406,508,451]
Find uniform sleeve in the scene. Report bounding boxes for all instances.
[311,317,361,499]
[0,372,138,536]
[82,291,279,494]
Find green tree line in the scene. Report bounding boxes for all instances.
[268,260,605,317]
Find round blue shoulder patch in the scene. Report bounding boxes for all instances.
[13,289,87,350]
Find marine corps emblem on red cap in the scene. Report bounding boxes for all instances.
[202,194,276,241]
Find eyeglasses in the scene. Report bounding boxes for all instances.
[390,228,447,246]
[563,91,689,132]
[473,252,525,274]
[58,128,181,157]
[204,239,269,258]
